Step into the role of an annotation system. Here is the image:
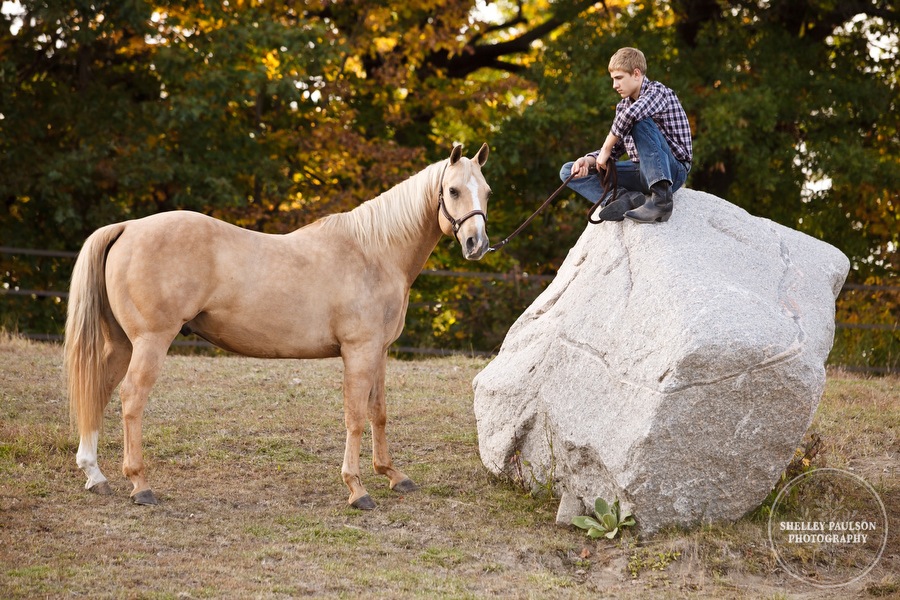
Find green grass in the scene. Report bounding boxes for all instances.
[0,333,896,599]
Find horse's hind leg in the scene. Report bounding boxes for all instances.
[119,336,170,505]
[76,329,131,495]
[369,352,417,494]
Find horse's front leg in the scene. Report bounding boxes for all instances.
[369,351,418,494]
[340,346,380,510]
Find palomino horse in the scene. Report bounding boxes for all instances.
[65,143,491,509]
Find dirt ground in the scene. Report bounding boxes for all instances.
[1,335,897,598]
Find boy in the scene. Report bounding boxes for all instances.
[560,47,692,223]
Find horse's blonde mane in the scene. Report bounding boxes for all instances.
[320,159,450,249]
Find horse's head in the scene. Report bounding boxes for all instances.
[438,143,491,261]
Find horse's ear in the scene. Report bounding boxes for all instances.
[449,143,463,165]
[474,142,489,166]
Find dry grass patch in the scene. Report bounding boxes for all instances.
[1,335,896,598]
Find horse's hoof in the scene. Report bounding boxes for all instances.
[392,478,419,494]
[132,490,158,506]
[88,481,113,496]
[350,494,376,511]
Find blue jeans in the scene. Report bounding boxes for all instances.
[560,118,690,204]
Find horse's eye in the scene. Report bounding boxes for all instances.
[449,187,459,198]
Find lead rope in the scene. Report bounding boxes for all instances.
[488,158,617,253]
[586,159,618,225]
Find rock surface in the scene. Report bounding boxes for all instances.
[472,188,849,533]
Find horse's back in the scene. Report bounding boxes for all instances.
[103,212,274,335]
[116,210,261,249]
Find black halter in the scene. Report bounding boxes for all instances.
[437,163,487,243]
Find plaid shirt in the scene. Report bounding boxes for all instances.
[596,78,693,163]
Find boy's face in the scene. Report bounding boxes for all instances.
[610,68,643,101]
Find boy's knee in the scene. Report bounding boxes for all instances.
[560,161,575,182]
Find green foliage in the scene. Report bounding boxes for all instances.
[627,547,681,579]
[1,1,344,240]
[572,497,635,539]
[398,270,549,354]
[829,286,900,373]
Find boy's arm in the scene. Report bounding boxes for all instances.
[583,132,624,170]
[596,132,621,170]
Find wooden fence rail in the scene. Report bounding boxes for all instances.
[2,246,897,370]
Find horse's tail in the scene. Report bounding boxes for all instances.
[65,223,126,434]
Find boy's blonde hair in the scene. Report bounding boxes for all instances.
[608,47,647,75]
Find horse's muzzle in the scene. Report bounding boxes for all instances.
[463,231,490,261]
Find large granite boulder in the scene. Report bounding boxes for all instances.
[473,188,849,534]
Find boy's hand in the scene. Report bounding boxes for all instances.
[572,156,596,178]
[597,132,618,169]
[597,147,612,169]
